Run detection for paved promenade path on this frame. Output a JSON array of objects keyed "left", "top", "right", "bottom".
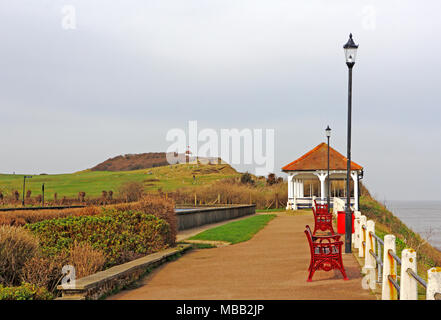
[{"left": 110, "top": 212, "right": 375, "bottom": 300}]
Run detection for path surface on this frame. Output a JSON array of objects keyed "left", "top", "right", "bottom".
[{"left": 110, "top": 212, "right": 375, "bottom": 300}]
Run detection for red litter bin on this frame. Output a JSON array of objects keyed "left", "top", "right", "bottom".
[{"left": 337, "top": 211, "right": 355, "bottom": 234}]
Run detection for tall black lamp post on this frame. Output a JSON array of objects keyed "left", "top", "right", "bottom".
[
  {"left": 326, "top": 126, "right": 331, "bottom": 213},
  {"left": 22, "top": 175, "right": 33, "bottom": 206},
  {"left": 343, "top": 33, "right": 358, "bottom": 253}
]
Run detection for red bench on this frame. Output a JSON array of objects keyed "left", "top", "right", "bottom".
[
  {"left": 304, "top": 225, "right": 348, "bottom": 281},
  {"left": 314, "top": 200, "right": 329, "bottom": 214},
  {"left": 312, "top": 205, "right": 335, "bottom": 235}
]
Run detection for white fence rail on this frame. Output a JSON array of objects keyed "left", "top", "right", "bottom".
[{"left": 354, "top": 213, "right": 441, "bottom": 300}]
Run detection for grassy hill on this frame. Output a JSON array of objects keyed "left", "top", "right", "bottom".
[
  {"left": 0, "top": 163, "right": 240, "bottom": 200},
  {"left": 90, "top": 152, "right": 224, "bottom": 171}
]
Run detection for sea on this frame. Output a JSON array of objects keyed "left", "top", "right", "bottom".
[{"left": 387, "top": 200, "right": 441, "bottom": 251}]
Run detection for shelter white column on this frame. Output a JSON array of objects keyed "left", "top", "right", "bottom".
[
  {"left": 286, "top": 174, "right": 294, "bottom": 210},
  {"left": 293, "top": 179, "right": 297, "bottom": 197},
  {"left": 294, "top": 179, "right": 300, "bottom": 210},
  {"left": 315, "top": 172, "right": 327, "bottom": 201},
  {"left": 351, "top": 171, "right": 359, "bottom": 211}
]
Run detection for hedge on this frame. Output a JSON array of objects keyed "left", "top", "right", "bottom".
[
  {"left": 25, "top": 210, "right": 171, "bottom": 267},
  {"left": 0, "top": 283, "right": 53, "bottom": 300}
]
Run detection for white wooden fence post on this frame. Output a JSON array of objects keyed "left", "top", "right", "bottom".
[
  {"left": 358, "top": 215, "right": 367, "bottom": 258},
  {"left": 353, "top": 211, "right": 361, "bottom": 250},
  {"left": 364, "top": 220, "right": 376, "bottom": 290},
  {"left": 426, "top": 267, "right": 441, "bottom": 300},
  {"left": 400, "top": 248, "right": 417, "bottom": 300},
  {"left": 382, "top": 234, "right": 397, "bottom": 300}
]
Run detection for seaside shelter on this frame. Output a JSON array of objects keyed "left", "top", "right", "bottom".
[{"left": 282, "top": 143, "right": 363, "bottom": 210}]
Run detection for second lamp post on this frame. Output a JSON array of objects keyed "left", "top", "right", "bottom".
[{"left": 326, "top": 126, "right": 331, "bottom": 214}]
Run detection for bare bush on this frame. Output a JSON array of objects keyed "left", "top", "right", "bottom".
[
  {"left": 78, "top": 191, "right": 86, "bottom": 202},
  {"left": 118, "top": 181, "right": 144, "bottom": 202},
  {"left": 20, "top": 254, "right": 67, "bottom": 292}
]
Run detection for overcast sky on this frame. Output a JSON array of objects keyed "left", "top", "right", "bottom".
[{"left": 1, "top": 1, "right": 440, "bottom": 201}]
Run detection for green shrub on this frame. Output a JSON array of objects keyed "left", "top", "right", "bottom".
[
  {"left": 0, "top": 226, "right": 39, "bottom": 286},
  {"left": 26, "top": 210, "right": 171, "bottom": 267},
  {"left": 111, "top": 195, "right": 177, "bottom": 246},
  {"left": 0, "top": 282, "right": 53, "bottom": 300}
]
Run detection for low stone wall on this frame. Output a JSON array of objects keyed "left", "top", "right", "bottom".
[
  {"left": 176, "top": 205, "right": 256, "bottom": 231},
  {"left": 57, "top": 244, "right": 191, "bottom": 300}
]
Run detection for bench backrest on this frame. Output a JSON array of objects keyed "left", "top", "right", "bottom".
[{"left": 304, "top": 225, "right": 314, "bottom": 252}]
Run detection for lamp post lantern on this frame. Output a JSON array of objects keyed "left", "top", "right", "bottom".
[
  {"left": 343, "top": 33, "right": 358, "bottom": 253},
  {"left": 326, "top": 126, "right": 331, "bottom": 213}
]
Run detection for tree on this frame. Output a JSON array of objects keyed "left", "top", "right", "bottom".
[
  {"left": 266, "top": 173, "right": 277, "bottom": 186},
  {"left": 240, "top": 172, "right": 254, "bottom": 185}
]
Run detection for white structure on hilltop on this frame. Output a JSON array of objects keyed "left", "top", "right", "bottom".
[{"left": 282, "top": 143, "right": 363, "bottom": 211}]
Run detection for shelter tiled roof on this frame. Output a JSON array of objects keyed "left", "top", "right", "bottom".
[{"left": 282, "top": 143, "right": 363, "bottom": 171}]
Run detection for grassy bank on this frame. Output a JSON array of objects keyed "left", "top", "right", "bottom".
[
  {"left": 189, "top": 214, "right": 276, "bottom": 244},
  {"left": 0, "top": 164, "right": 240, "bottom": 200}
]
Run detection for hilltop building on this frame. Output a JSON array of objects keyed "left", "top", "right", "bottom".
[{"left": 282, "top": 143, "right": 363, "bottom": 210}]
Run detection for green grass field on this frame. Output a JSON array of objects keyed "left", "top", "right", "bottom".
[
  {"left": 0, "top": 164, "right": 240, "bottom": 200},
  {"left": 189, "top": 214, "right": 277, "bottom": 244}
]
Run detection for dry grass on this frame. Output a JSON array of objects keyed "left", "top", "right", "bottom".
[
  {"left": 0, "top": 206, "right": 101, "bottom": 226},
  {"left": 0, "top": 226, "right": 39, "bottom": 286},
  {"left": 20, "top": 242, "right": 106, "bottom": 292},
  {"left": 68, "top": 242, "right": 106, "bottom": 279},
  {"left": 170, "top": 177, "right": 287, "bottom": 209}
]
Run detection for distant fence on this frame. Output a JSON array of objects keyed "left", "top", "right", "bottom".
[
  {"left": 333, "top": 197, "right": 441, "bottom": 300},
  {"left": 169, "top": 191, "right": 286, "bottom": 210}
]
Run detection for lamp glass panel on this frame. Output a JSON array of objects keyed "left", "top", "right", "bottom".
[{"left": 344, "top": 47, "right": 357, "bottom": 63}]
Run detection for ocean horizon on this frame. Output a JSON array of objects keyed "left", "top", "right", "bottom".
[{"left": 387, "top": 200, "right": 441, "bottom": 251}]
